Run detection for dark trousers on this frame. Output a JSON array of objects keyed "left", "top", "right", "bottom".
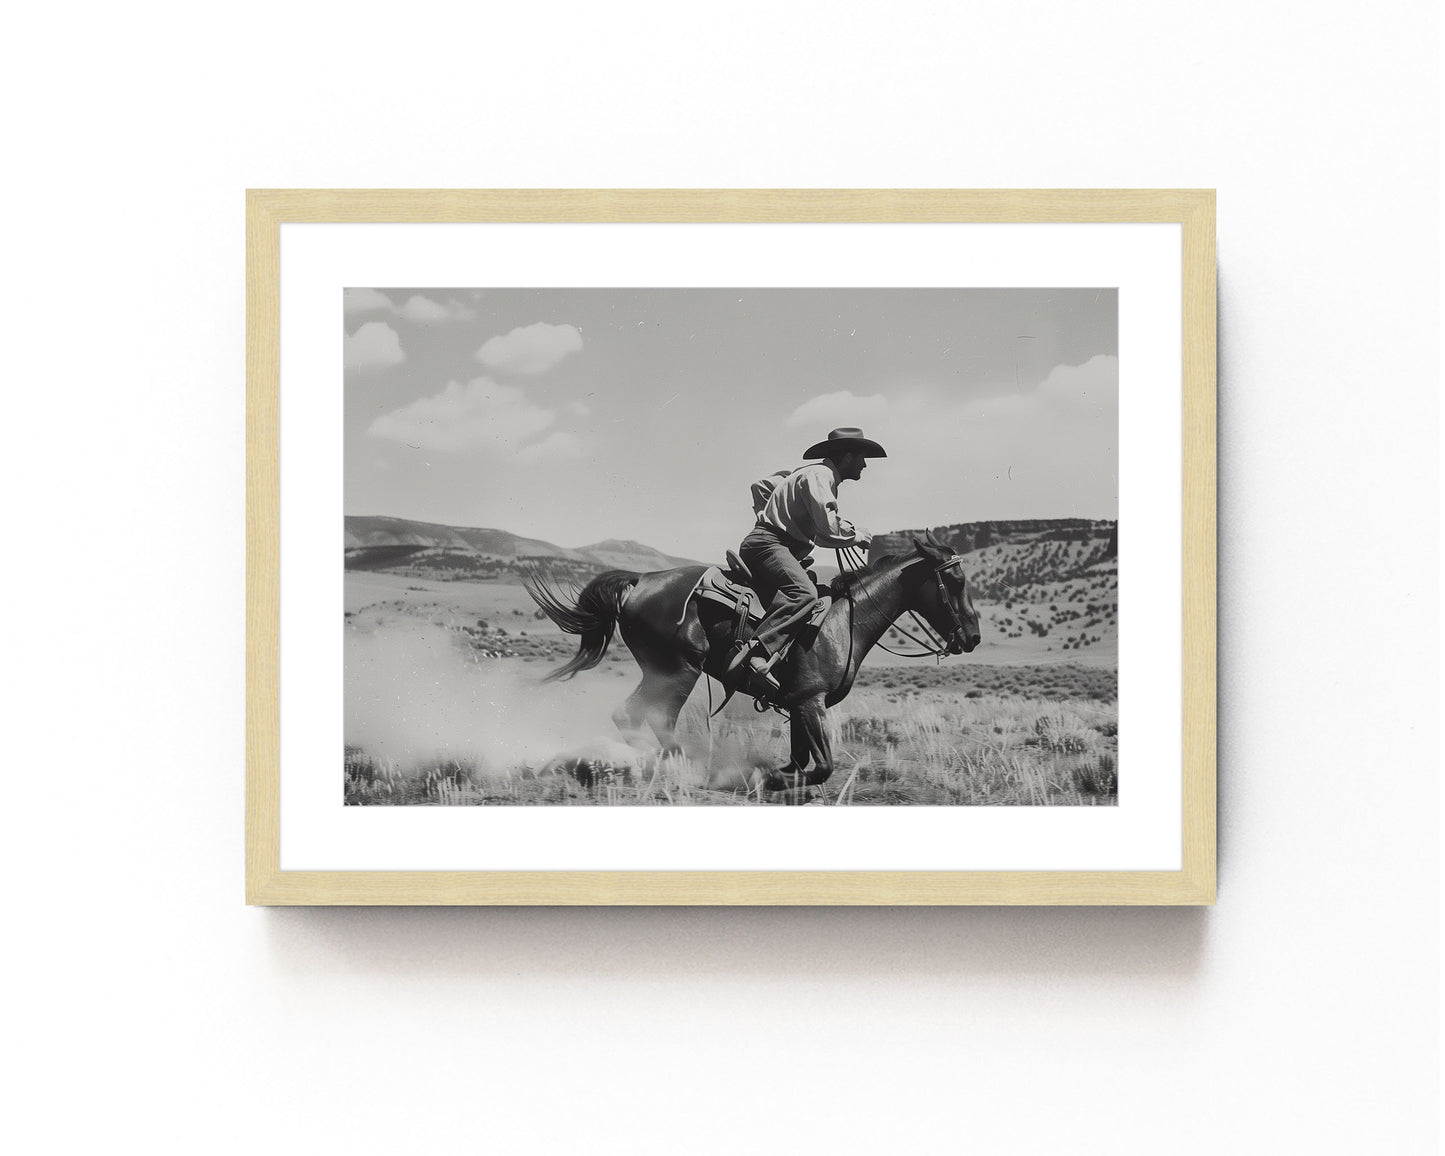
[{"left": 739, "top": 523, "right": 821, "bottom": 657}]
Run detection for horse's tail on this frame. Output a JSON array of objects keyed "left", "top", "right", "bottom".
[{"left": 524, "top": 569, "right": 639, "bottom": 682}]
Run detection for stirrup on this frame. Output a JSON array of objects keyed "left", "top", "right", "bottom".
[
  {"left": 746, "top": 667, "right": 781, "bottom": 697},
  {"left": 724, "top": 639, "right": 760, "bottom": 676}
]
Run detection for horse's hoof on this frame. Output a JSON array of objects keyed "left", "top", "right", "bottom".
[
  {"left": 757, "top": 769, "right": 784, "bottom": 791},
  {"left": 759, "top": 768, "right": 804, "bottom": 793},
  {"left": 758, "top": 767, "right": 832, "bottom": 792}
]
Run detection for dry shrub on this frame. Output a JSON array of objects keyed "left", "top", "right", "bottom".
[
  {"left": 1073, "top": 753, "right": 1118, "bottom": 796},
  {"left": 1034, "top": 710, "right": 1099, "bottom": 753}
]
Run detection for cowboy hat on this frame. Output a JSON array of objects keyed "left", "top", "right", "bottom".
[{"left": 802, "top": 427, "right": 888, "bottom": 460}]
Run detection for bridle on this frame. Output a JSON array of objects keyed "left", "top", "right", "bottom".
[
  {"left": 835, "top": 546, "right": 975, "bottom": 659},
  {"left": 930, "top": 555, "right": 975, "bottom": 656}
]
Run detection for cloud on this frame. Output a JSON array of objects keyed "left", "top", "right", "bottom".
[
  {"left": 476, "top": 322, "right": 583, "bottom": 375},
  {"left": 513, "top": 431, "right": 583, "bottom": 462},
  {"left": 344, "top": 288, "right": 396, "bottom": 316},
  {"left": 834, "top": 358, "right": 1119, "bottom": 527},
  {"left": 785, "top": 390, "right": 891, "bottom": 431},
  {"left": 401, "top": 294, "right": 476, "bottom": 324},
  {"left": 367, "top": 377, "right": 558, "bottom": 453},
  {"left": 889, "top": 356, "right": 1117, "bottom": 440},
  {"left": 344, "top": 288, "right": 475, "bottom": 324},
  {"left": 345, "top": 321, "right": 405, "bottom": 370},
  {"left": 1035, "top": 354, "right": 1119, "bottom": 410}
]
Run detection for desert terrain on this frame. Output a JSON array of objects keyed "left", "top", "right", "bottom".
[{"left": 343, "top": 517, "right": 1118, "bottom": 805}]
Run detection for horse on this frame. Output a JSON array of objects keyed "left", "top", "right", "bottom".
[{"left": 525, "top": 536, "right": 981, "bottom": 792}]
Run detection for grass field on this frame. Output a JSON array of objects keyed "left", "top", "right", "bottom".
[
  {"left": 343, "top": 567, "right": 1118, "bottom": 807},
  {"left": 344, "top": 656, "right": 1117, "bottom": 807}
]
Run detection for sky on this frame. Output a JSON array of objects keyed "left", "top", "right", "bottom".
[{"left": 344, "top": 287, "right": 1118, "bottom": 563}]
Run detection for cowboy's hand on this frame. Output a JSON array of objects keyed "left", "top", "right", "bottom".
[{"left": 853, "top": 526, "right": 873, "bottom": 548}]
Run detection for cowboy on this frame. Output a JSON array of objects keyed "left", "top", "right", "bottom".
[{"left": 726, "top": 426, "right": 886, "bottom": 693}]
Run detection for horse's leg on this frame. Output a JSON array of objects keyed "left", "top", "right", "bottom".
[
  {"left": 762, "top": 694, "right": 834, "bottom": 791},
  {"left": 643, "top": 666, "right": 701, "bottom": 756},
  {"left": 611, "top": 680, "right": 652, "bottom": 748},
  {"left": 794, "top": 695, "right": 837, "bottom": 786},
  {"left": 613, "top": 596, "right": 709, "bottom": 760},
  {"left": 613, "top": 666, "right": 700, "bottom": 757}
]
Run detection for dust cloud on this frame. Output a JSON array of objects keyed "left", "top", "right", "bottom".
[{"left": 345, "top": 622, "right": 637, "bottom": 777}]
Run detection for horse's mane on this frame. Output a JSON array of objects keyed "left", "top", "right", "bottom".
[{"left": 828, "top": 551, "right": 917, "bottom": 593}]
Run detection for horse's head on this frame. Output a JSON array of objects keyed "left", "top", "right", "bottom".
[{"left": 910, "top": 536, "right": 981, "bottom": 654}]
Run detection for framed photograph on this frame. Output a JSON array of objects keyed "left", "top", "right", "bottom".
[{"left": 247, "top": 189, "right": 1215, "bottom": 904}]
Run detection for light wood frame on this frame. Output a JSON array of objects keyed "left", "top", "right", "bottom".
[{"left": 247, "top": 189, "right": 1215, "bottom": 905}]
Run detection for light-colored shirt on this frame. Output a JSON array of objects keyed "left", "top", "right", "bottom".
[{"left": 757, "top": 461, "right": 864, "bottom": 549}]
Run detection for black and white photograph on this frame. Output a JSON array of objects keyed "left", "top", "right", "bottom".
[
  {"left": 11, "top": 0, "right": 1439, "bottom": 1152},
  {"left": 344, "top": 286, "right": 1119, "bottom": 805}
]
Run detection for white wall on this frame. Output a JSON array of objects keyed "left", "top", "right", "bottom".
[{"left": 9, "top": 3, "right": 1438, "bottom": 1153}]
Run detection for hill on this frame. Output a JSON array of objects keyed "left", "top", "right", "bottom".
[
  {"left": 344, "top": 516, "right": 701, "bottom": 581},
  {"left": 578, "top": 538, "right": 701, "bottom": 572},
  {"left": 345, "top": 515, "right": 591, "bottom": 559},
  {"left": 869, "top": 519, "right": 1118, "bottom": 660},
  {"left": 343, "top": 514, "right": 1118, "bottom": 664}
]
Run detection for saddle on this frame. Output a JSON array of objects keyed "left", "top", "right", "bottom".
[
  {"left": 684, "top": 552, "right": 761, "bottom": 642},
  {"left": 685, "top": 550, "right": 831, "bottom": 650}
]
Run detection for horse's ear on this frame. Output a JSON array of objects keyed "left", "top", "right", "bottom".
[{"left": 912, "top": 536, "right": 950, "bottom": 563}]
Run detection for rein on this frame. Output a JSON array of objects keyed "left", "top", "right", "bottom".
[{"left": 834, "top": 546, "right": 971, "bottom": 659}]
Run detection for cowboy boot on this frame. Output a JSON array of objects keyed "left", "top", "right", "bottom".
[
  {"left": 725, "top": 640, "right": 781, "bottom": 695},
  {"left": 743, "top": 651, "right": 781, "bottom": 696}
]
